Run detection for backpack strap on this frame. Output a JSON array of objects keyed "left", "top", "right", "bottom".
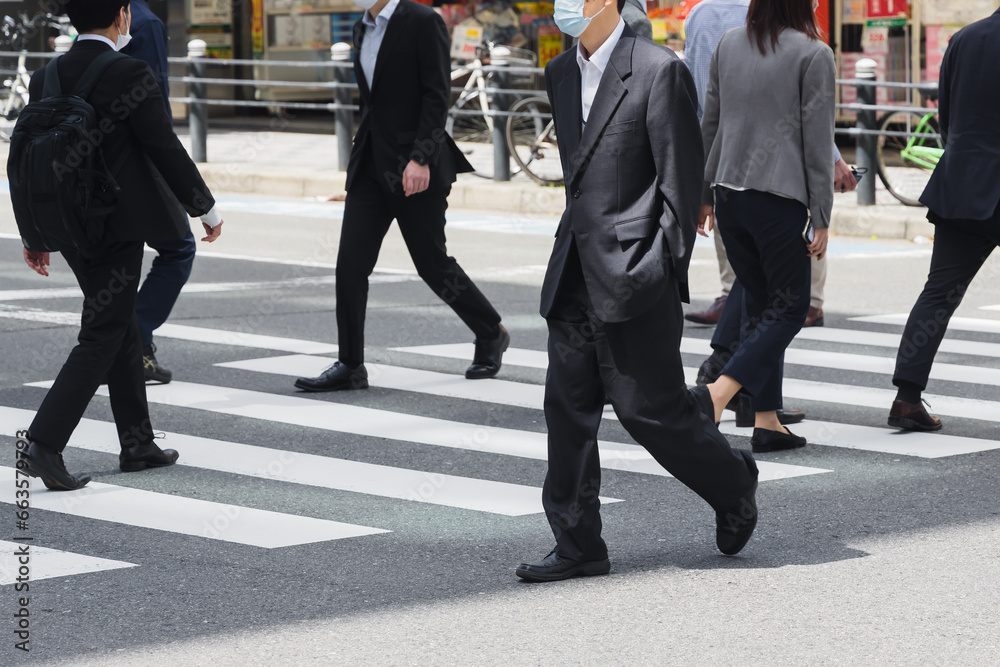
[
  {"left": 72, "top": 50, "right": 129, "bottom": 100},
  {"left": 41, "top": 57, "right": 62, "bottom": 98}
]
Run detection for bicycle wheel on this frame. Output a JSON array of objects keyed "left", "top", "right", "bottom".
[
  {"left": 876, "top": 110, "right": 943, "bottom": 207},
  {"left": 447, "top": 86, "right": 493, "bottom": 144},
  {"left": 506, "top": 96, "right": 563, "bottom": 186}
]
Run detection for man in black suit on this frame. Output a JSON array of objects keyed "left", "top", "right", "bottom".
[
  {"left": 515, "top": 0, "right": 759, "bottom": 582},
  {"left": 20, "top": 0, "right": 222, "bottom": 490},
  {"left": 888, "top": 9, "right": 1000, "bottom": 432},
  {"left": 294, "top": 0, "right": 508, "bottom": 393}
]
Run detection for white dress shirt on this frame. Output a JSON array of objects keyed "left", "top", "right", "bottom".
[
  {"left": 78, "top": 34, "right": 222, "bottom": 227},
  {"left": 576, "top": 18, "right": 626, "bottom": 126},
  {"left": 360, "top": 0, "right": 400, "bottom": 91}
]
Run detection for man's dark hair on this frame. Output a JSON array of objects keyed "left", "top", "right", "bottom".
[
  {"left": 617, "top": 0, "right": 627, "bottom": 13},
  {"left": 746, "top": 0, "right": 820, "bottom": 55},
  {"left": 65, "top": 0, "right": 130, "bottom": 33}
]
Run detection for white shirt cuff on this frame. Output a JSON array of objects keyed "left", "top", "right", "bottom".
[{"left": 200, "top": 206, "right": 222, "bottom": 228}]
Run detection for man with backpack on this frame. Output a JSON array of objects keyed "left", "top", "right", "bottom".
[{"left": 10, "top": 0, "right": 222, "bottom": 490}]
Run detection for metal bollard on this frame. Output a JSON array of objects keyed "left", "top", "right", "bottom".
[
  {"left": 855, "top": 58, "right": 878, "bottom": 206},
  {"left": 53, "top": 35, "right": 73, "bottom": 53},
  {"left": 330, "top": 42, "right": 353, "bottom": 173},
  {"left": 489, "top": 46, "right": 511, "bottom": 182},
  {"left": 187, "top": 39, "right": 208, "bottom": 163}
]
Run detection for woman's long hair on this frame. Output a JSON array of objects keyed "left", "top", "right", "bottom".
[{"left": 746, "top": 0, "right": 821, "bottom": 54}]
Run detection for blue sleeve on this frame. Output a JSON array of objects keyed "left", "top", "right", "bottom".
[
  {"left": 834, "top": 144, "right": 841, "bottom": 163},
  {"left": 123, "top": 21, "right": 172, "bottom": 120}
]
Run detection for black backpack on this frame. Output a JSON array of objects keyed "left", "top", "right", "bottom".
[{"left": 7, "top": 50, "right": 128, "bottom": 257}]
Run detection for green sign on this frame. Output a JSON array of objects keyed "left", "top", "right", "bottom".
[{"left": 866, "top": 17, "right": 908, "bottom": 27}]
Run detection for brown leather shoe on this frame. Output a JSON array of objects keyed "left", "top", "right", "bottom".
[
  {"left": 804, "top": 306, "right": 824, "bottom": 327},
  {"left": 685, "top": 295, "right": 727, "bottom": 325},
  {"left": 888, "top": 399, "right": 942, "bottom": 432}
]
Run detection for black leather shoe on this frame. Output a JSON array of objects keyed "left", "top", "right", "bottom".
[
  {"left": 717, "top": 469, "right": 758, "bottom": 556},
  {"left": 751, "top": 427, "right": 807, "bottom": 453},
  {"left": 689, "top": 385, "right": 719, "bottom": 426},
  {"left": 24, "top": 441, "right": 90, "bottom": 491},
  {"left": 466, "top": 325, "right": 509, "bottom": 380},
  {"left": 294, "top": 361, "right": 369, "bottom": 392},
  {"left": 142, "top": 344, "right": 172, "bottom": 384},
  {"left": 120, "top": 442, "right": 180, "bottom": 473},
  {"left": 734, "top": 396, "right": 806, "bottom": 428},
  {"left": 515, "top": 549, "right": 611, "bottom": 582},
  {"left": 695, "top": 349, "right": 732, "bottom": 386}
]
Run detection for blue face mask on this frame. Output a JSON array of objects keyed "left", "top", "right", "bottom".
[{"left": 554, "top": 0, "right": 607, "bottom": 38}]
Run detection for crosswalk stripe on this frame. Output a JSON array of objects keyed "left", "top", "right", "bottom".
[
  {"left": 23, "top": 380, "right": 827, "bottom": 483},
  {"left": 677, "top": 338, "right": 1000, "bottom": 386},
  {"left": 0, "top": 540, "right": 136, "bottom": 585},
  {"left": 392, "top": 343, "right": 546, "bottom": 369},
  {"left": 981, "top": 305, "right": 1000, "bottom": 312},
  {"left": 0, "top": 466, "right": 388, "bottom": 548},
  {"left": 794, "top": 326, "right": 1000, "bottom": 359},
  {"left": 0, "top": 407, "right": 552, "bottom": 516},
  {"left": 383, "top": 345, "right": 999, "bottom": 458},
  {"left": 851, "top": 313, "right": 1000, "bottom": 335}
]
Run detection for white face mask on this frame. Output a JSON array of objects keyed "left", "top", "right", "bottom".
[
  {"left": 114, "top": 10, "right": 132, "bottom": 51},
  {"left": 353, "top": 0, "right": 378, "bottom": 10}
]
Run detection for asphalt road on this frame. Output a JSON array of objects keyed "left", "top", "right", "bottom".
[{"left": 0, "top": 191, "right": 998, "bottom": 666}]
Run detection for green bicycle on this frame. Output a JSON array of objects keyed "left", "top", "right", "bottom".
[{"left": 876, "top": 83, "right": 945, "bottom": 206}]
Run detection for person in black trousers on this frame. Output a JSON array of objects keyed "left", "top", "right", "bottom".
[
  {"left": 20, "top": 0, "right": 223, "bottom": 490},
  {"left": 122, "top": 0, "right": 195, "bottom": 384},
  {"left": 294, "top": 0, "right": 508, "bottom": 393},
  {"left": 515, "top": 5, "right": 759, "bottom": 583},
  {"left": 888, "top": 9, "right": 1000, "bottom": 432}
]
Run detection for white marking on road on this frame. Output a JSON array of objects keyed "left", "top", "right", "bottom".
[
  {"left": 0, "top": 466, "right": 387, "bottom": 548},
  {"left": 388, "top": 344, "right": 1000, "bottom": 458},
  {"left": 981, "top": 304, "right": 1000, "bottom": 312},
  {"left": 678, "top": 338, "right": 1000, "bottom": 386},
  {"left": 0, "top": 407, "right": 554, "bottom": 516},
  {"left": 392, "top": 343, "right": 547, "bottom": 369},
  {"left": 23, "top": 380, "right": 826, "bottom": 483},
  {"left": 851, "top": 313, "right": 1000, "bottom": 335},
  {"left": 794, "top": 326, "right": 1000, "bottom": 359},
  {"left": 0, "top": 540, "right": 136, "bottom": 585}
]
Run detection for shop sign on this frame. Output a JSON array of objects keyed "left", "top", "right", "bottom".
[
  {"left": 537, "top": 25, "right": 562, "bottom": 68},
  {"left": 451, "top": 25, "right": 485, "bottom": 61},
  {"left": 865, "top": 0, "right": 907, "bottom": 19},
  {"left": 252, "top": 0, "right": 264, "bottom": 57},
  {"left": 866, "top": 17, "right": 908, "bottom": 27},
  {"left": 862, "top": 25, "right": 890, "bottom": 52}
]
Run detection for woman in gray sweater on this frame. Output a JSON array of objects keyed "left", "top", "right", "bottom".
[{"left": 692, "top": 0, "right": 835, "bottom": 452}]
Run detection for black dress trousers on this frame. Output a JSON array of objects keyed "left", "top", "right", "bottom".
[
  {"left": 543, "top": 239, "right": 757, "bottom": 562},
  {"left": 893, "top": 210, "right": 1000, "bottom": 390},
  {"left": 335, "top": 153, "right": 502, "bottom": 367},
  {"left": 29, "top": 242, "right": 153, "bottom": 452}
]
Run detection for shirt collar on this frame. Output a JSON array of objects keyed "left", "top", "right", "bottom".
[
  {"left": 576, "top": 17, "right": 626, "bottom": 74},
  {"left": 363, "top": 0, "right": 400, "bottom": 28},
  {"left": 77, "top": 33, "right": 117, "bottom": 50}
]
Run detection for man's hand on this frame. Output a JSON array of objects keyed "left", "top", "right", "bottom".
[
  {"left": 23, "top": 249, "right": 50, "bottom": 277},
  {"left": 808, "top": 227, "right": 829, "bottom": 259},
  {"left": 202, "top": 220, "right": 223, "bottom": 243},
  {"left": 834, "top": 157, "right": 857, "bottom": 194},
  {"left": 698, "top": 204, "right": 715, "bottom": 237},
  {"left": 402, "top": 160, "right": 431, "bottom": 197}
]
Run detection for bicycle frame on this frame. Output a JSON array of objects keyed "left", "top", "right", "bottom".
[
  {"left": 900, "top": 112, "right": 944, "bottom": 170},
  {"left": 450, "top": 58, "right": 493, "bottom": 132}
]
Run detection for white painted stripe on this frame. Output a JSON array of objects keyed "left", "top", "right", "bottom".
[
  {"left": 23, "top": 380, "right": 825, "bottom": 482},
  {"left": 387, "top": 344, "right": 1000, "bottom": 458},
  {"left": 0, "top": 305, "right": 338, "bottom": 354},
  {"left": 794, "top": 326, "right": 1000, "bottom": 359},
  {"left": 0, "top": 540, "right": 136, "bottom": 585},
  {"left": 851, "top": 313, "right": 1000, "bottom": 335},
  {"left": 0, "top": 407, "right": 554, "bottom": 516},
  {"left": 392, "top": 343, "right": 547, "bottom": 369},
  {"left": 0, "top": 466, "right": 387, "bottom": 548},
  {"left": 981, "top": 304, "right": 1000, "bottom": 312},
  {"left": 678, "top": 338, "right": 1000, "bottom": 387}
]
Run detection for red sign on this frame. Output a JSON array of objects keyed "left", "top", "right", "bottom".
[{"left": 866, "top": 0, "right": 908, "bottom": 19}]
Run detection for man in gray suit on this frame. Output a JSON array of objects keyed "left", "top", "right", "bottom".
[{"left": 515, "top": 0, "right": 760, "bottom": 583}]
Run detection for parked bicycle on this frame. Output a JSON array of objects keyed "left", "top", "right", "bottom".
[
  {"left": 505, "top": 95, "right": 561, "bottom": 186},
  {"left": 876, "top": 83, "right": 944, "bottom": 207}
]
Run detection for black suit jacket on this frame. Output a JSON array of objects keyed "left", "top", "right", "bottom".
[
  {"left": 347, "top": 0, "right": 473, "bottom": 195},
  {"left": 28, "top": 40, "right": 214, "bottom": 243},
  {"left": 920, "top": 9, "right": 1000, "bottom": 221},
  {"left": 540, "top": 26, "right": 704, "bottom": 321}
]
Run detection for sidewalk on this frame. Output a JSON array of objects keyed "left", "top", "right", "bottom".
[{"left": 0, "top": 126, "right": 935, "bottom": 240}]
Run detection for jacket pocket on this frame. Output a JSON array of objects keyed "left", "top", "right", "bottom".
[
  {"left": 604, "top": 120, "right": 636, "bottom": 136},
  {"left": 613, "top": 215, "right": 656, "bottom": 243}
]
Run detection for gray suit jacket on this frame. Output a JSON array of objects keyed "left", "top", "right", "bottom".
[
  {"left": 702, "top": 28, "right": 835, "bottom": 228},
  {"left": 622, "top": 0, "right": 653, "bottom": 40},
  {"left": 540, "top": 25, "right": 704, "bottom": 320}
]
